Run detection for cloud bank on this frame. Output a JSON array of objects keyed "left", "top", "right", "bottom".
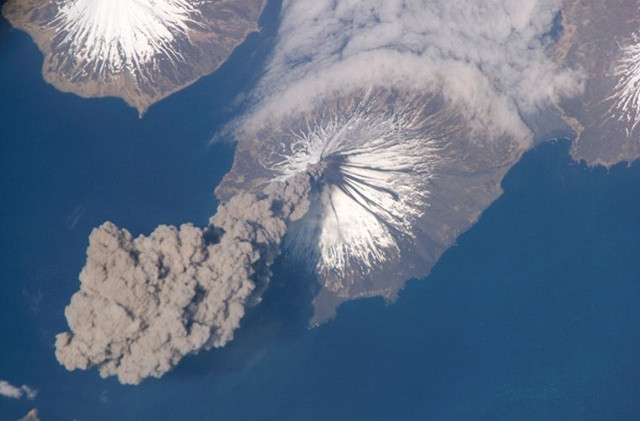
[
  {"left": 55, "top": 174, "right": 313, "bottom": 384},
  {"left": 0, "top": 380, "right": 37, "bottom": 400},
  {"left": 241, "top": 0, "right": 582, "bottom": 142}
]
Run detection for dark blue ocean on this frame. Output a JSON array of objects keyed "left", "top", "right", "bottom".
[{"left": 1, "top": 5, "right": 640, "bottom": 420}]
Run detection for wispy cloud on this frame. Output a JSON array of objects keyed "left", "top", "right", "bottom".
[{"left": 0, "top": 380, "right": 37, "bottom": 400}]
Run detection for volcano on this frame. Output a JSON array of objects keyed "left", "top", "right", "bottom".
[
  {"left": 2, "top": 0, "right": 266, "bottom": 115},
  {"left": 556, "top": 0, "right": 640, "bottom": 166},
  {"left": 610, "top": 33, "right": 640, "bottom": 135},
  {"left": 218, "top": 88, "right": 527, "bottom": 323}
]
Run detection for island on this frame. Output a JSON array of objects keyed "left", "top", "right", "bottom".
[
  {"left": 217, "top": 0, "right": 640, "bottom": 324},
  {"left": 2, "top": 0, "right": 267, "bottom": 116},
  {"left": 217, "top": 88, "right": 530, "bottom": 324},
  {"left": 556, "top": 0, "right": 640, "bottom": 167}
]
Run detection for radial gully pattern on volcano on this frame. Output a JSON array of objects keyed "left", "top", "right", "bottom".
[
  {"left": 218, "top": 88, "right": 528, "bottom": 323},
  {"left": 610, "top": 33, "right": 640, "bottom": 135},
  {"left": 2, "top": 0, "right": 266, "bottom": 115}
]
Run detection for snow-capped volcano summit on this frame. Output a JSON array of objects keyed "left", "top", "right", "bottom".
[
  {"left": 269, "top": 91, "right": 444, "bottom": 286},
  {"left": 2, "top": 0, "right": 266, "bottom": 115},
  {"left": 555, "top": 0, "right": 640, "bottom": 166},
  {"left": 51, "top": 0, "right": 201, "bottom": 75},
  {"left": 218, "top": 88, "right": 526, "bottom": 323},
  {"left": 610, "top": 33, "right": 640, "bottom": 135}
]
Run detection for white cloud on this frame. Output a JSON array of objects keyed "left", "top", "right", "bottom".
[
  {"left": 0, "top": 380, "right": 37, "bottom": 400},
  {"left": 240, "top": 0, "right": 583, "bottom": 143}
]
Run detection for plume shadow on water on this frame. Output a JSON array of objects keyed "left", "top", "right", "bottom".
[{"left": 168, "top": 256, "right": 317, "bottom": 379}]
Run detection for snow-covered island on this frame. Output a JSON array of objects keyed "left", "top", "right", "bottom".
[{"left": 2, "top": 0, "right": 266, "bottom": 116}]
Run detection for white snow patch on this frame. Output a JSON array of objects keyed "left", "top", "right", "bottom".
[
  {"left": 269, "top": 91, "right": 446, "bottom": 282},
  {"left": 49, "top": 0, "right": 201, "bottom": 78},
  {"left": 609, "top": 32, "right": 640, "bottom": 136}
]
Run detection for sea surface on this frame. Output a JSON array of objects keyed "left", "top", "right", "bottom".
[{"left": 1, "top": 5, "right": 640, "bottom": 421}]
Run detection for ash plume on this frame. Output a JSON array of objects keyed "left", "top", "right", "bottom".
[{"left": 55, "top": 173, "right": 313, "bottom": 385}]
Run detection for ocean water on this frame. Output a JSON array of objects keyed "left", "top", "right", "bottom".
[{"left": 1, "top": 4, "right": 640, "bottom": 421}]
